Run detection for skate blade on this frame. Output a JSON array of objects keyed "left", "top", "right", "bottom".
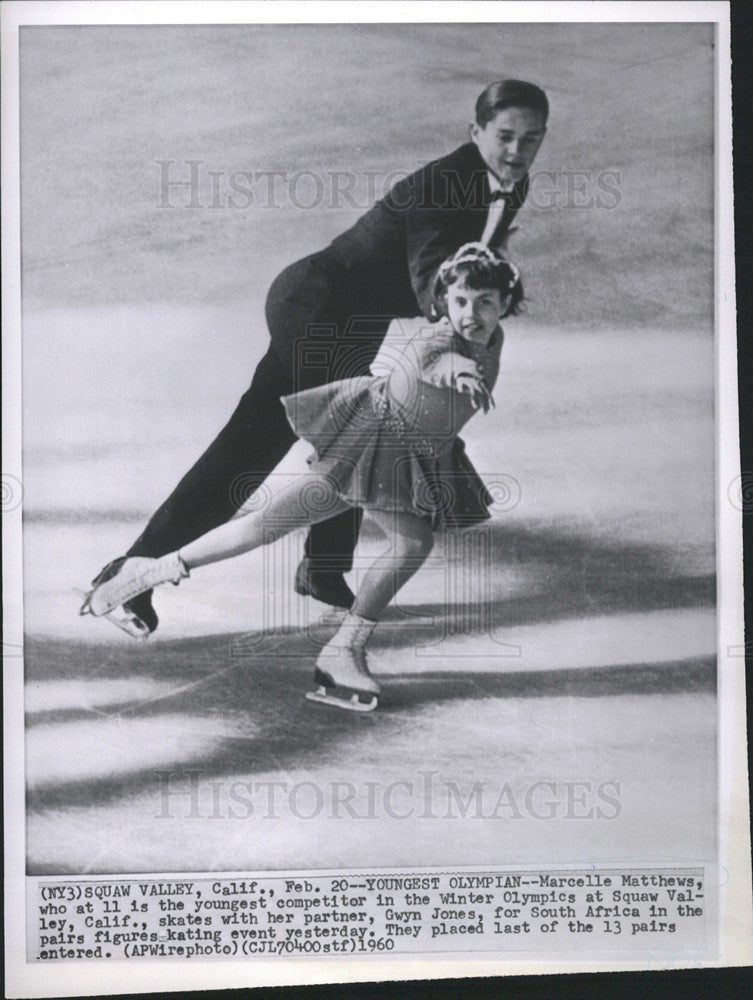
[
  {"left": 305, "top": 686, "right": 377, "bottom": 713},
  {"left": 74, "top": 588, "right": 151, "bottom": 640}
]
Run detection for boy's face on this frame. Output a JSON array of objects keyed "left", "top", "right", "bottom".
[
  {"left": 446, "top": 280, "right": 505, "bottom": 345},
  {"left": 470, "top": 105, "right": 546, "bottom": 185}
]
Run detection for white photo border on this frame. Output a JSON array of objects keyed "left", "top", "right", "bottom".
[{"left": 2, "top": 2, "right": 748, "bottom": 997}]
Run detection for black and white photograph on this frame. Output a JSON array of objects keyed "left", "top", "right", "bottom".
[{"left": 2, "top": 1, "right": 749, "bottom": 995}]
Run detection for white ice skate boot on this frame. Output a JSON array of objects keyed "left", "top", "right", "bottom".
[
  {"left": 79, "top": 553, "right": 189, "bottom": 621},
  {"left": 306, "top": 612, "right": 380, "bottom": 712}
]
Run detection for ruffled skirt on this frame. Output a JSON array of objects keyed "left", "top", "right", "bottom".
[{"left": 281, "top": 376, "right": 492, "bottom": 531}]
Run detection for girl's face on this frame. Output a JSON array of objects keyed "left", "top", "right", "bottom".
[{"left": 446, "top": 280, "right": 505, "bottom": 345}]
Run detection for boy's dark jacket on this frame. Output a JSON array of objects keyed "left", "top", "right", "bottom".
[{"left": 327, "top": 141, "right": 528, "bottom": 319}]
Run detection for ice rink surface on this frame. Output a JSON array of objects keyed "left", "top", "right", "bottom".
[{"left": 17, "top": 23, "right": 716, "bottom": 873}]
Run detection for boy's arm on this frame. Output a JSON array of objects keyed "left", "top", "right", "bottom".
[
  {"left": 370, "top": 317, "right": 433, "bottom": 376},
  {"left": 406, "top": 221, "right": 458, "bottom": 318}
]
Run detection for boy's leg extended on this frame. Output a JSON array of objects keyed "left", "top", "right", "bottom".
[
  {"left": 127, "top": 348, "right": 296, "bottom": 559},
  {"left": 128, "top": 252, "right": 373, "bottom": 568},
  {"left": 90, "top": 253, "right": 381, "bottom": 633},
  {"left": 85, "top": 348, "right": 303, "bottom": 634},
  {"left": 351, "top": 509, "right": 434, "bottom": 622},
  {"left": 269, "top": 253, "right": 382, "bottom": 583}
]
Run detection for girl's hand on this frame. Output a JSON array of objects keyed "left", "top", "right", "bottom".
[
  {"left": 427, "top": 353, "right": 481, "bottom": 388},
  {"left": 455, "top": 373, "right": 493, "bottom": 413}
]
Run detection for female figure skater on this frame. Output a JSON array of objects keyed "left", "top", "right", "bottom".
[{"left": 81, "top": 244, "right": 523, "bottom": 711}]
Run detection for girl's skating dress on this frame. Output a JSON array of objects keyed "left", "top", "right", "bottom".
[{"left": 281, "top": 317, "right": 503, "bottom": 530}]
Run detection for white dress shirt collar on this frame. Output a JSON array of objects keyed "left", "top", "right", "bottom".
[{"left": 487, "top": 171, "right": 515, "bottom": 196}]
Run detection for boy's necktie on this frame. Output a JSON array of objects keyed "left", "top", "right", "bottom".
[{"left": 480, "top": 189, "right": 511, "bottom": 247}]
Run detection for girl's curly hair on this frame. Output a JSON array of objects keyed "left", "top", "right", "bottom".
[{"left": 432, "top": 242, "right": 524, "bottom": 319}]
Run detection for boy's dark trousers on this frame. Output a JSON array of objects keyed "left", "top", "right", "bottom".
[
  {"left": 126, "top": 252, "right": 387, "bottom": 572},
  {"left": 124, "top": 142, "right": 524, "bottom": 571}
]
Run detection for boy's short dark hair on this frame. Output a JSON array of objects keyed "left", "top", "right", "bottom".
[
  {"left": 433, "top": 244, "right": 524, "bottom": 319},
  {"left": 475, "top": 79, "right": 549, "bottom": 127}
]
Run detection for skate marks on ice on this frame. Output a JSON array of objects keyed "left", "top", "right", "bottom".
[
  {"left": 25, "top": 595, "right": 715, "bottom": 871},
  {"left": 24, "top": 630, "right": 715, "bottom": 873},
  {"left": 25, "top": 512, "right": 716, "bottom": 870},
  {"left": 24, "top": 631, "right": 714, "bottom": 816}
]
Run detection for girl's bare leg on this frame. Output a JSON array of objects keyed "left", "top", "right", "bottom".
[
  {"left": 350, "top": 509, "right": 434, "bottom": 621},
  {"left": 87, "top": 489, "right": 431, "bottom": 629},
  {"left": 179, "top": 472, "right": 351, "bottom": 569},
  {"left": 311, "top": 509, "right": 433, "bottom": 702}
]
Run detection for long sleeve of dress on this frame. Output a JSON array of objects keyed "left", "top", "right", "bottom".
[{"left": 369, "top": 317, "right": 502, "bottom": 450}]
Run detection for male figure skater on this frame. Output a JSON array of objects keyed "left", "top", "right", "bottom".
[{"left": 89, "top": 78, "right": 548, "bottom": 636}]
